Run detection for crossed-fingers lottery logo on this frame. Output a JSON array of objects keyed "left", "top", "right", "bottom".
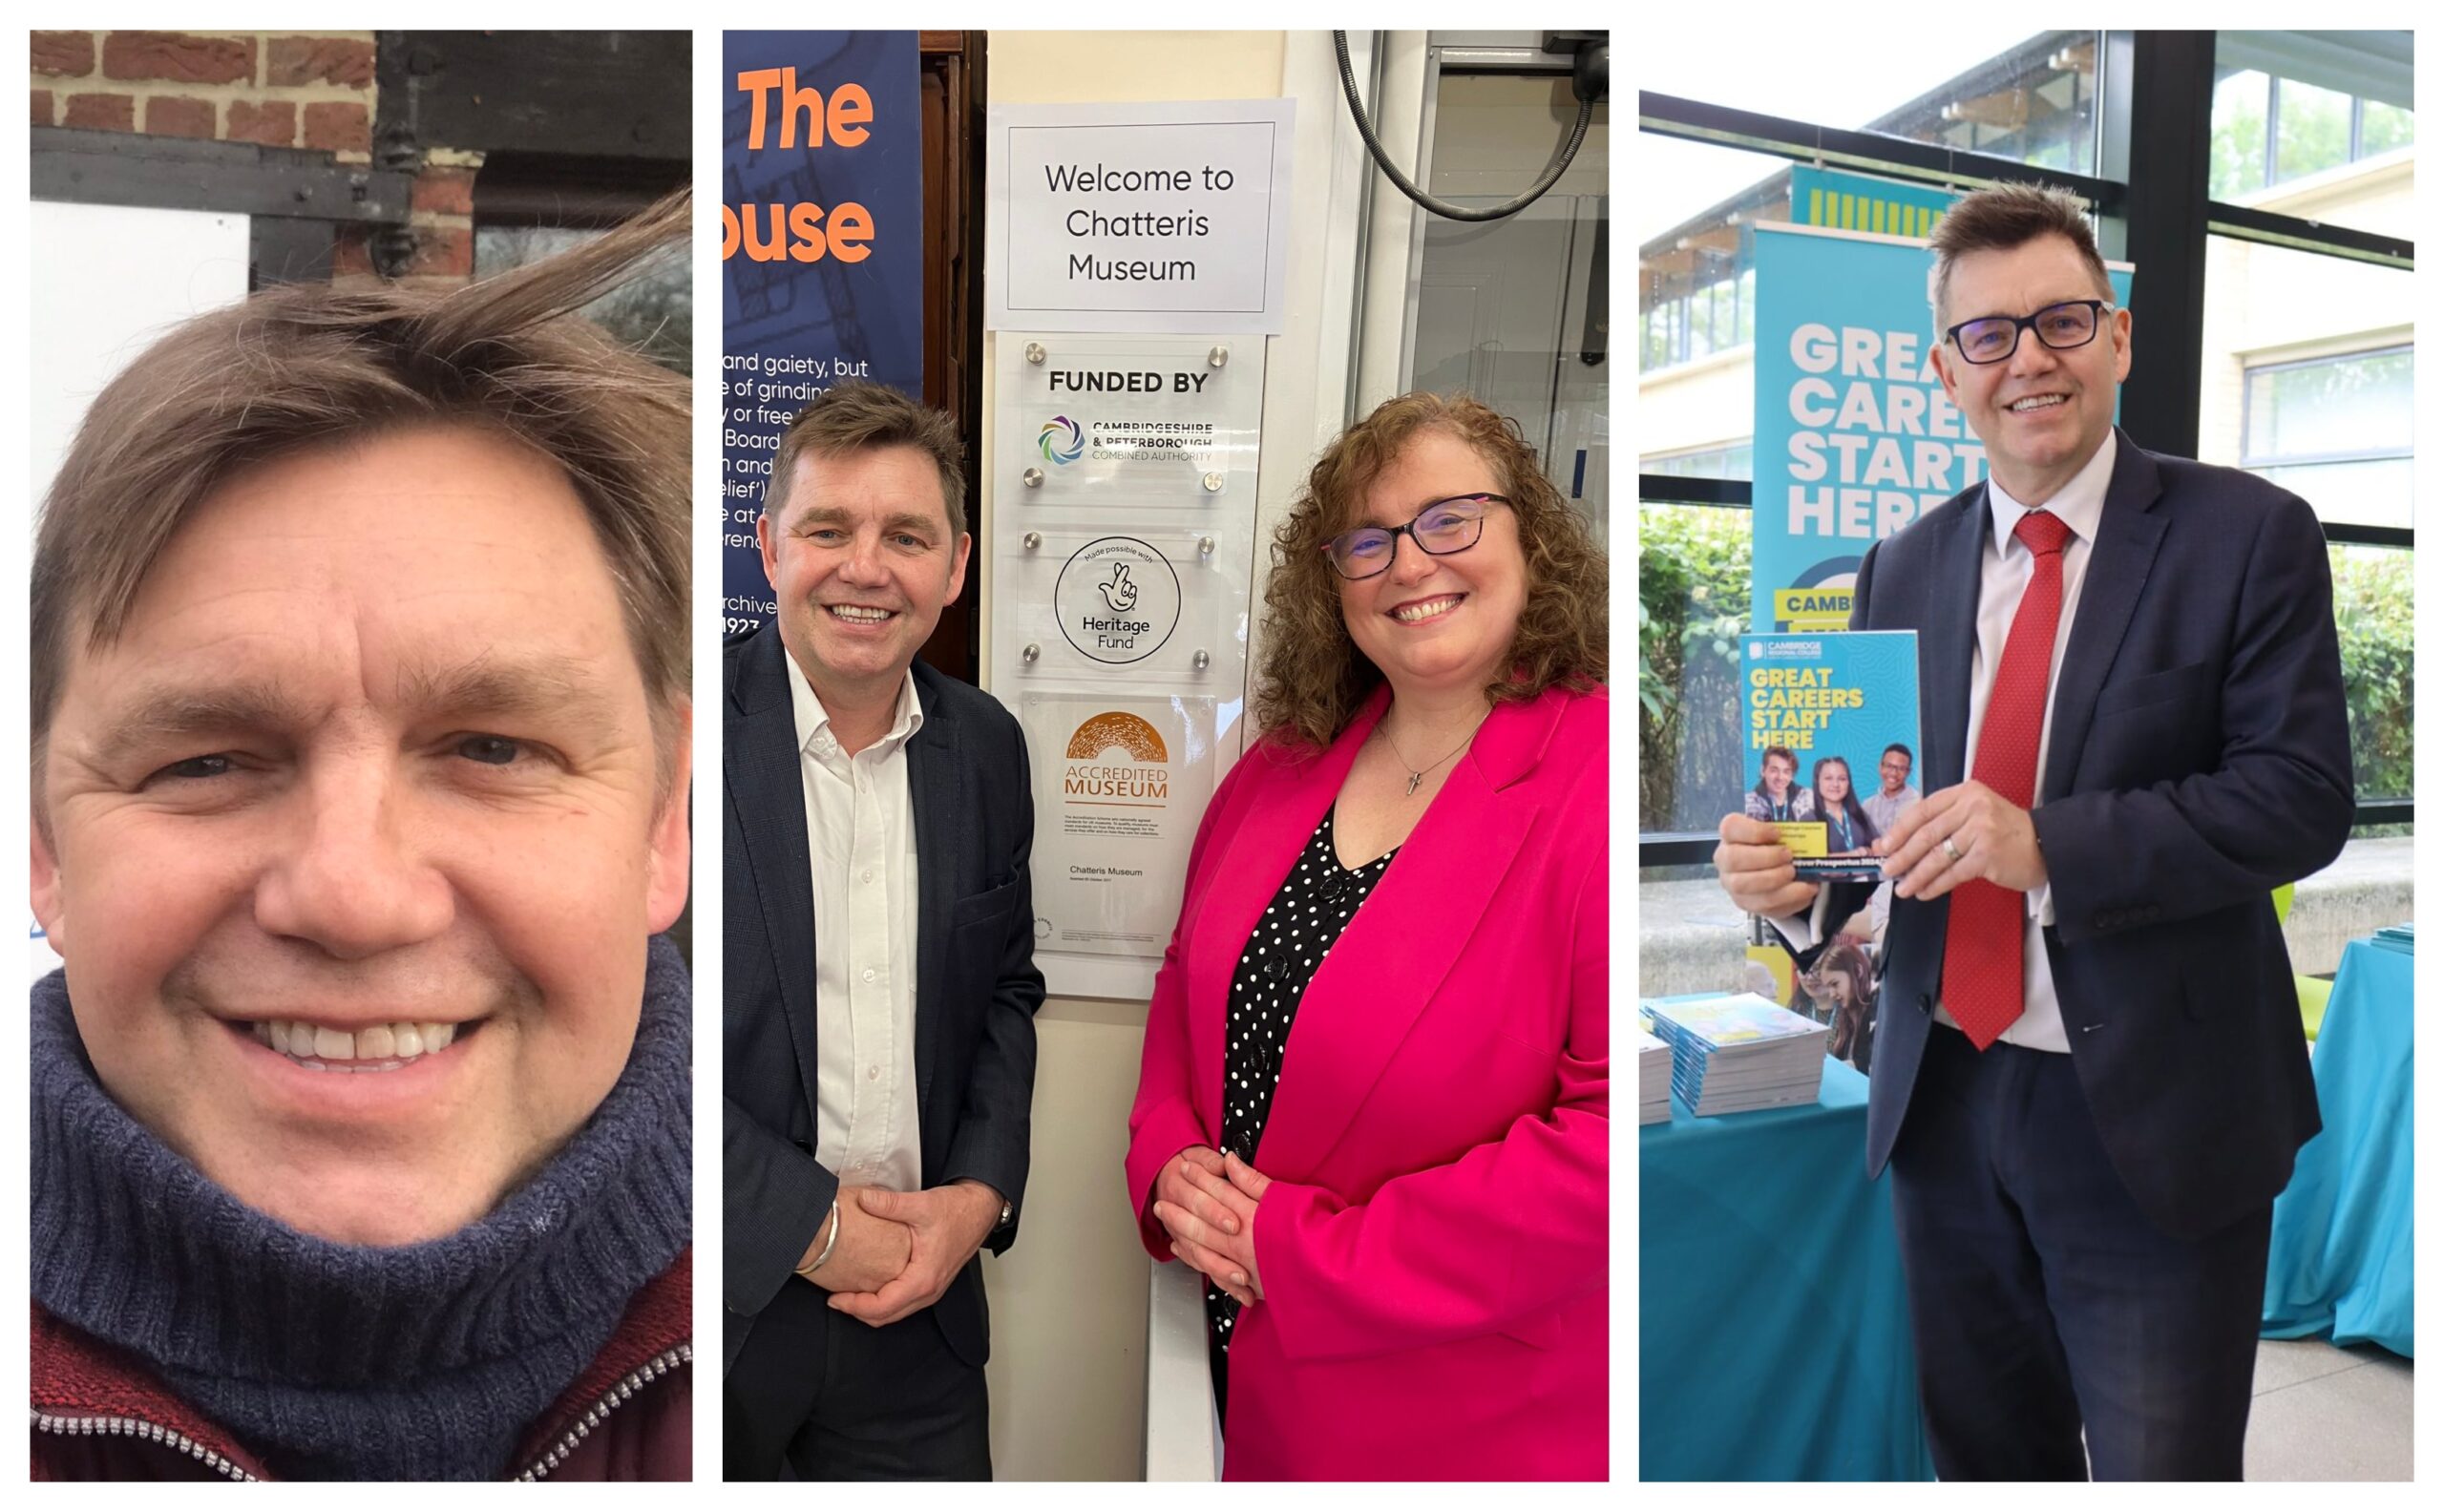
[{"left": 1039, "top": 415, "right": 1085, "bottom": 464}]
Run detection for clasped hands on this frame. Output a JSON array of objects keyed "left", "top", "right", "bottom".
[
  {"left": 803, "top": 1179, "right": 1004, "bottom": 1328},
  {"left": 1714, "top": 779, "right": 2048, "bottom": 916},
  {"left": 1150, "top": 1144, "right": 1272, "bottom": 1309}
]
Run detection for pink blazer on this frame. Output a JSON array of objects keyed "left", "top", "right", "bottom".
[{"left": 1126, "top": 683, "right": 1609, "bottom": 1480}]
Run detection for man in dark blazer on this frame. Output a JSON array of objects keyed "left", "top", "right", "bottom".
[
  {"left": 1717, "top": 185, "right": 2352, "bottom": 1480},
  {"left": 724, "top": 381, "right": 1043, "bottom": 1480}
]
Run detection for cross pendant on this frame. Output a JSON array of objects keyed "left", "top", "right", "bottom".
[{"left": 1404, "top": 770, "right": 1423, "bottom": 796}]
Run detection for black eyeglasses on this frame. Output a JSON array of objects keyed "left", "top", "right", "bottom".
[
  {"left": 1322, "top": 494, "right": 1509, "bottom": 580},
  {"left": 1945, "top": 300, "right": 2115, "bottom": 366}
]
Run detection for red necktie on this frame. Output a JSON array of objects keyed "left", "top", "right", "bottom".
[{"left": 1939, "top": 508, "right": 2073, "bottom": 1049}]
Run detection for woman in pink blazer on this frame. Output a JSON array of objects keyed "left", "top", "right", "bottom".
[{"left": 1125, "top": 392, "right": 1608, "bottom": 1480}]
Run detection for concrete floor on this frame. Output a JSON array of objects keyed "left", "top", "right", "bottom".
[{"left": 2245, "top": 1337, "right": 2413, "bottom": 1480}]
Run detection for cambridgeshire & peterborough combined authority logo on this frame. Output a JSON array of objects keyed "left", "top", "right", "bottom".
[{"left": 1039, "top": 415, "right": 1085, "bottom": 464}]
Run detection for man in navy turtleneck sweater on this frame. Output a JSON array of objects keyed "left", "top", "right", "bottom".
[{"left": 29, "top": 198, "right": 697, "bottom": 1480}]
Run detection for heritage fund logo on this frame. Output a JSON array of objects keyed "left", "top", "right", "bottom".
[
  {"left": 1062, "top": 710, "right": 1170, "bottom": 803},
  {"left": 1053, "top": 536, "right": 1180, "bottom": 664}
]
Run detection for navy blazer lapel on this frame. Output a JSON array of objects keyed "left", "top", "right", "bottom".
[
  {"left": 2042, "top": 433, "right": 2169, "bottom": 803},
  {"left": 904, "top": 665, "right": 962, "bottom": 1116},
  {"left": 726, "top": 624, "right": 825, "bottom": 1132},
  {"left": 1921, "top": 492, "right": 1988, "bottom": 791}
]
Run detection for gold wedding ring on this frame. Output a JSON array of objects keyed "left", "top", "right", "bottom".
[{"left": 1941, "top": 837, "right": 1964, "bottom": 865}]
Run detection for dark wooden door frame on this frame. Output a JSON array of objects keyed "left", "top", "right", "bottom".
[{"left": 916, "top": 30, "right": 986, "bottom": 684}]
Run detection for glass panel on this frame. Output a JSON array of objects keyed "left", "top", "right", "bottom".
[
  {"left": 2209, "top": 32, "right": 2413, "bottom": 236},
  {"left": 474, "top": 224, "right": 691, "bottom": 375},
  {"left": 1637, "top": 501, "right": 1752, "bottom": 834},
  {"left": 2244, "top": 348, "right": 2412, "bottom": 464},
  {"left": 1643, "top": 27, "right": 2098, "bottom": 174},
  {"left": 2329, "top": 542, "right": 2412, "bottom": 801},
  {"left": 2275, "top": 78, "right": 2354, "bottom": 183},
  {"left": 2210, "top": 68, "right": 2271, "bottom": 199},
  {"left": 1410, "top": 71, "right": 1609, "bottom": 531},
  {"left": 2198, "top": 237, "right": 2412, "bottom": 530},
  {"left": 1637, "top": 136, "right": 1796, "bottom": 474},
  {"left": 2362, "top": 99, "right": 2415, "bottom": 156}
]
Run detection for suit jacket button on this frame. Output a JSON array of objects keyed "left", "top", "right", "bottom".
[{"left": 1917, "top": 993, "right": 1932, "bottom": 1014}]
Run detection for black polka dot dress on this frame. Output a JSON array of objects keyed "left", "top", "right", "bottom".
[{"left": 1207, "top": 806, "right": 1401, "bottom": 1421}]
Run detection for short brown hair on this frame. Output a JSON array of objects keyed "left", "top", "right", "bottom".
[
  {"left": 33, "top": 191, "right": 692, "bottom": 778},
  {"left": 764, "top": 379, "right": 967, "bottom": 537},
  {"left": 1928, "top": 181, "right": 2113, "bottom": 332},
  {"left": 1253, "top": 392, "right": 1607, "bottom": 752}
]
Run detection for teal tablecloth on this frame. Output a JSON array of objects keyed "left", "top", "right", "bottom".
[
  {"left": 1640, "top": 1055, "right": 1934, "bottom": 1480},
  {"left": 2263, "top": 935, "right": 2414, "bottom": 1356}
]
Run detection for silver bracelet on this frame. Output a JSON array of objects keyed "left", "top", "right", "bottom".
[{"left": 809, "top": 1198, "right": 842, "bottom": 1274}]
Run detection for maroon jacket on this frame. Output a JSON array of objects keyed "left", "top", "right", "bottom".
[{"left": 32, "top": 1251, "right": 692, "bottom": 1480}]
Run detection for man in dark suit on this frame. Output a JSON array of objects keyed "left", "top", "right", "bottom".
[
  {"left": 1717, "top": 184, "right": 2352, "bottom": 1480},
  {"left": 724, "top": 381, "right": 1043, "bottom": 1480}
]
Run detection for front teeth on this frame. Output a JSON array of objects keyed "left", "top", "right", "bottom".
[
  {"left": 1394, "top": 597, "right": 1463, "bottom": 622},
  {"left": 829, "top": 605, "right": 893, "bottom": 621},
  {"left": 2010, "top": 394, "right": 2068, "bottom": 411},
  {"left": 253, "top": 1018, "right": 457, "bottom": 1070}
]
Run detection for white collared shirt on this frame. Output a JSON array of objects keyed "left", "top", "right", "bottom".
[
  {"left": 789, "top": 653, "right": 925, "bottom": 1192},
  {"left": 1783, "top": 431, "right": 2117, "bottom": 1054},
  {"left": 1932, "top": 429, "right": 2117, "bottom": 1052}
]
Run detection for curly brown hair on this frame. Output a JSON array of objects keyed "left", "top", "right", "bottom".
[{"left": 1253, "top": 392, "right": 1607, "bottom": 751}]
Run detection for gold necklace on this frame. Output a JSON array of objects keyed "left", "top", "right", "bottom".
[{"left": 1377, "top": 707, "right": 1492, "bottom": 797}]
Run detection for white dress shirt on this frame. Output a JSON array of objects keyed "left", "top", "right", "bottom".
[
  {"left": 790, "top": 652, "right": 926, "bottom": 1192},
  {"left": 1784, "top": 430, "right": 2118, "bottom": 1054}
]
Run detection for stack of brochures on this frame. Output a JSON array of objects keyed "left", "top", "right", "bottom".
[
  {"left": 2372, "top": 922, "right": 2413, "bottom": 956},
  {"left": 1635, "top": 1027, "right": 1674, "bottom": 1124},
  {"left": 1645, "top": 993, "right": 1829, "bottom": 1117}
]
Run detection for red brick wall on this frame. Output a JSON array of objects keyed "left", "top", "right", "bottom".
[
  {"left": 34, "top": 31, "right": 373, "bottom": 154},
  {"left": 33, "top": 30, "right": 476, "bottom": 287}
]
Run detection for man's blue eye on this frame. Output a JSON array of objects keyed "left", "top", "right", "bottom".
[
  {"left": 158, "top": 755, "right": 233, "bottom": 781},
  {"left": 457, "top": 736, "right": 521, "bottom": 766}
]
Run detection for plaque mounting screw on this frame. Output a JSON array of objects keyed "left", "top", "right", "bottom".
[
  {"left": 1022, "top": 468, "right": 1043, "bottom": 488},
  {"left": 1022, "top": 531, "right": 1043, "bottom": 550},
  {"left": 1208, "top": 346, "right": 1229, "bottom": 368},
  {"left": 1022, "top": 643, "right": 1041, "bottom": 663},
  {"left": 1202, "top": 472, "right": 1224, "bottom": 493},
  {"left": 1192, "top": 649, "right": 1211, "bottom": 671},
  {"left": 1024, "top": 342, "right": 1046, "bottom": 365},
  {"left": 1197, "top": 536, "right": 1215, "bottom": 556}
]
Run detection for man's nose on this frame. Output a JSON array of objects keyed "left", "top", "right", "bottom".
[
  {"left": 2006, "top": 325, "right": 2063, "bottom": 377},
  {"left": 252, "top": 759, "right": 453, "bottom": 960},
  {"left": 835, "top": 533, "right": 892, "bottom": 584}
]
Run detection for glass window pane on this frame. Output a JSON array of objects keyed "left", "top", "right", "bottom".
[
  {"left": 2210, "top": 32, "right": 2412, "bottom": 236},
  {"left": 2329, "top": 542, "right": 2413, "bottom": 801},
  {"left": 1409, "top": 71, "right": 1609, "bottom": 529},
  {"left": 1637, "top": 501, "right": 1753, "bottom": 833},
  {"left": 474, "top": 223, "right": 691, "bottom": 375},
  {"left": 2274, "top": 77, "right": 2353, "bottom": 182},
  {"left": 2244, "top": 348, "right": 2412, "bottom": 463},
  {"left": 2210, "top": 68, "right": 2270, "bottom": 199},
  {"left": 2198, "top": 237, "right": 2412, "bottom": 530},
  {"left": 2362, "top": 99, "right": 2415, "bottom": 156},
  {"left": 1643, "top": 28, "right": 2099, "bottom": 174}
]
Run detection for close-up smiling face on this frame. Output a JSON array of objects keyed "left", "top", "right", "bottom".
[
  {"left": 1933, "top": 231, "right": 2132, "bottom": 505},
  {"left": 1763, "top": 752, "right": 1794, "bottom": 796},
  {"left": 1336, "top": 427, "right": 1529, "bottom": 700},
  {"left": 1881, "top": 748, "right": 1912, "bottom": 793},
  {"left": 759, "top": 444, "right": 970, "bottom": 704},
  {"left": 31, "top": 425, "right": 691, "bottom": 1248},
  {"left": 1817, "top": 759, "right": 1851, "bottom": 806}
]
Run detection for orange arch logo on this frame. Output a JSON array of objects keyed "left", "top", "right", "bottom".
[{"left": 1065, "top": 711, "right": 1168, "bottom": 763}]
